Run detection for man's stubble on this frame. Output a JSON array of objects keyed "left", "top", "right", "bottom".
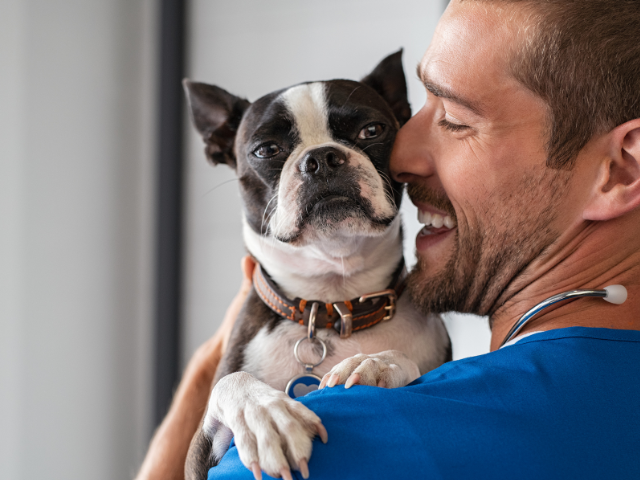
[{"left": 406, "top": 166, "right": 571, "bottom": 320}]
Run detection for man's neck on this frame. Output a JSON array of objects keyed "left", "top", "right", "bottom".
[{"left": 490, "top": 216, "right": 640, "bottom": 351}]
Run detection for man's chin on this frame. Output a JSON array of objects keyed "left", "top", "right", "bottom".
[{"left": 406, "top": 251, "right": 476, "bottom": 316}]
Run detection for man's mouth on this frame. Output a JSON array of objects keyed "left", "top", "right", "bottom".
[{"left": 417, "top": 208, "right": 457, "bottom": 236}]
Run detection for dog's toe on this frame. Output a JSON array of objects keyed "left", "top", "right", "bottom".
[{"left": 321, "top": 350, "right": 420, "bottom": 390}]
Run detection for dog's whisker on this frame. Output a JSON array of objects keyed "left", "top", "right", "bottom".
[
  {"left": 201, "top": 178, "right": 239, "bottom": 198},
  {"left": 341, "top": 86, "right": 361, "bottom": 109},
  {"left": 378, "top": 171, "right": 399, "bottom": 209},
  {"left": 361, "top": 142, "right": 385, "bottom": 152},
  {"left": 379, "top": 171, "right": 393, "bottom": 188},
  {"left": 262, "top": 193, "right": 279, "bottom": 235}
]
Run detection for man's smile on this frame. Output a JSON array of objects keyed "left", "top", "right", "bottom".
[
  {"left": 414, "top": 203, "right": 458, "bottom": 252},
  {"left": 417, "top": 209, "right": 457, "bottom": 230},
  {"left": 404, "top": 182, "right": 458, "bottom": 255}
]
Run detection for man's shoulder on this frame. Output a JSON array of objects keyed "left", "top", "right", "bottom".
[{"left": 211, "top": 328, "right": 640, "bottom": 479}]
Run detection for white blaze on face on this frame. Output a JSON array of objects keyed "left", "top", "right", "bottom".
[
  {"left": 283, "top": 82, "right": 333, "bottom": 146},
  {"left": 270, "top": 83, "right": 331, "bottom": 239},
  {"left": 268, "top": 82, "right": 396, "bottom": 243}
]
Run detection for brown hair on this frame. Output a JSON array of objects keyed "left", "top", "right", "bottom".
[{"left": 466, "top": 0, "right": 640, "bottom": 169}]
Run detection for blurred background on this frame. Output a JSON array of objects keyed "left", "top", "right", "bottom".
[{"left": 1, "top": 0, "right": 489, "bottom": 478}]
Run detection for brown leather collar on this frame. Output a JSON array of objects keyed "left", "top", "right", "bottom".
[{"left": 253, "top": 260, "right": 407, "bottom": 338}]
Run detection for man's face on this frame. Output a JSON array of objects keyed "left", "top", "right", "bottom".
[{"left": 392, "top": 1, "right": 572, "bottom": 317}]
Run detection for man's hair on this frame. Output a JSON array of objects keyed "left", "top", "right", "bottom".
[{"left": 468, "top": 0, "right": 640, "bottom": 169}]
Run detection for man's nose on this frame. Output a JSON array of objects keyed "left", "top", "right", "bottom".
[{"left": 390, "top": 106, "right": 436, "bottom": 183}]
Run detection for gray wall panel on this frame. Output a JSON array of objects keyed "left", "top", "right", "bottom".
[{"left": 0, "top": 0, "right": 156, "bottom": 477}]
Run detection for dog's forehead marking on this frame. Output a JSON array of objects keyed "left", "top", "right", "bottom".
[{"left": 280, "top": 83, "right": 333, "bottom": 146}]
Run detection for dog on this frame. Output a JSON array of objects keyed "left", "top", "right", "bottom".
[{"left": 182, "top": 51, "right": 452, "bottom": 480}]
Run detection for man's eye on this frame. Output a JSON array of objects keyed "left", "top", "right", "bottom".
[
  {"left": 253, "top": 143, "right": 281, "bottom": 158},
  {"left": 358, "top": 123, "right": 385, "bottom": 140},
  {"left": 438, "top": 118, "right": 470, "bottom": 132}
]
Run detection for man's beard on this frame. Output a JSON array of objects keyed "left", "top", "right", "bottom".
[{"left": 405, "top": 167, "right": 571, "bottom": 319}]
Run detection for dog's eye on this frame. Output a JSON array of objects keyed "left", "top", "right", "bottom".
[
  {"left": 253, "top": 143, "right": 281, "bottom": 158},
  {"left": 358, "top": 123, "right": 385, "bottom": 140}
]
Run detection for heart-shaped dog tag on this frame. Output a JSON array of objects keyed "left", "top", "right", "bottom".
[{"left": 285, "top": 373, "right": 322, "bottom": 399}]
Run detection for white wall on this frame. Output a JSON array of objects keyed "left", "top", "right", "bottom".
[
  {"left": 0, "top": 1, "right": 156, "bottom": 478},
  {"left": 182, "top": 0, "right": 491, "bottom": 367}
]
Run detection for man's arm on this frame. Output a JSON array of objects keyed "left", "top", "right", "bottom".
[{"left": 134, "top": 257, "right": 255, "bottom": 480}]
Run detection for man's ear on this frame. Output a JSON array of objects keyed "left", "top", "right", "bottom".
[
  {"left": 583, "top": 119, "right": 640, "bottom": 221},
  {"left": 360, "top": 50, "right": 412, "bottom": 127},
  {"left": 183, "top": 80, "right": 251, "bottom": 169}
]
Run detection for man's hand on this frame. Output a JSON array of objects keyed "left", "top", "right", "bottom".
[
  {"left": 134, "top": 256, "right": 256, "bottom": 480},
  {"left": 319, "top": 350, "right": 420, "bottom": 390}
]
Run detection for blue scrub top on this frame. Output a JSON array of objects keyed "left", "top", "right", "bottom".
[{"left": 210, "top": 327, "right": 640, "bottom": 479}]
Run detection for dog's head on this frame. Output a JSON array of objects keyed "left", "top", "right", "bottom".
[{"left": 184, "top": 51, "right": 410, "bottom": 247}]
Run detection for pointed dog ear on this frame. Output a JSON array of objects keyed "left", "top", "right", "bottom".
[
  {"left": 183, "top": 80, "right": 251, "bottom": 169},
  {"left": 361, "top": 49, "right": 411, "bottom": 127}
]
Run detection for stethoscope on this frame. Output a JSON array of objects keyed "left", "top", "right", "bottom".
[{"left": 500, "top": 284, "right": 628, "bottom": 348}]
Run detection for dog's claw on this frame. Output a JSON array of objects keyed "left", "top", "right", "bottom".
[
  {"left": 298, "top": 459, "right": 310, "bottom": 479},
  {"left": 345, "top": 373, "right": 360, "bottom": 389},
  {"left": 319, "top": 374, "right": 329, "bottom": 389},
  {"left": 316, "top": 423, "right": 328, "bottom": 444},
  {"left": 250, "top": 463, "right": 262, "bottom": 480},
  {"left": 280, "top": 467, "right": 293, "bottom": 480},
  {"left": 320, "top": 350, "right": 421, "bottom": 390}
]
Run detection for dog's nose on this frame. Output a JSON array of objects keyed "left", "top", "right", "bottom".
[{"left": 299, "top": 147, "right": 347, "bottom": 177}]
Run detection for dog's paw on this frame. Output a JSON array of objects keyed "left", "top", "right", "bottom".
[
  {"left": 319, "top": 350, "right": 421, "bottom": 390},
  {"left": 204, "top": 372, "right": 328, "bottom": 480}
]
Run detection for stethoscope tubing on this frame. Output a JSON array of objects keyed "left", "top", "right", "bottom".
[{"left": 500, "top": 289, "right": 608, "bottom": 347}]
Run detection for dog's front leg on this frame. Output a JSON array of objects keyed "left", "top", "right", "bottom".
[
  {"left": 202, "top": 371, "right": 328, "bottom": 480},
  {"left": 185, "top": 419, "right": 234, "bottom": 480},
  {"left": 319, "top": 350, "right": 421, "bottom": 389}
]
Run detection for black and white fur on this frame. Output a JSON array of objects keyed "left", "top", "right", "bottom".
[{"left": 183, "top": 51, "right": 451, "bottom": 480}]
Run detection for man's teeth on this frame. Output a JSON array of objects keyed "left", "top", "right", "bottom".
[
  {"left": 417, "top": 210, "right": 457, "bottom": 229},
  {"left": 443, "top": 216, "right": 456, "bottom": 228}
]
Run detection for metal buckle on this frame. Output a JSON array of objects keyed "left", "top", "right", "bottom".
[
  {"left": 333, "top": 302, "right": 353, "bottom": 338},
  {"left": 359, "top": 289, "right": 397, "bottom": 321}
]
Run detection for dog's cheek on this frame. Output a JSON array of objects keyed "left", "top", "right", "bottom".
[
  {"left": 270, "top": 158, "right": 304, "bottom": 240},
  {"left": 350, "top": 155, "right": 396, "bottom": 219}
]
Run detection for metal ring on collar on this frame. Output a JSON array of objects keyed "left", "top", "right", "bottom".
[{"left": 294, "top": 336, "right": 327, "bottom": 368}]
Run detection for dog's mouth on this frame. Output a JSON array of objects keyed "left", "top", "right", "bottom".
[
  {"left": 270, "top": 167, "right": 399, "bottom": 244},
  {"left": 272, "top": 188, "right": 394, "bottom": 243},
  {"left": 310, "top": 193, "right": 362, "bottom": 215},
  {"left": 304, "top": 188, "right": 370, "bottom": 220}
]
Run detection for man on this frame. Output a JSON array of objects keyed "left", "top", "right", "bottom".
[{"left": 136, "top": 0, "right": 640, "bottom": 478}]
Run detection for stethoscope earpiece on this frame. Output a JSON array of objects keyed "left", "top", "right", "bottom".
[
  {"left": 603, "top": 285, "right": 628, "bottom": 305},
  {"left": 501, "top": 285, "right": 627, "bottom": 347}
]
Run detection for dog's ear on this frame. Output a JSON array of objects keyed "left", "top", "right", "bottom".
[
  {"left": 361, "top": 50, "right": 411, "bottom": 127},
  {"left": 183, "top": 80, "right": 251, "bottom": 169}
]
